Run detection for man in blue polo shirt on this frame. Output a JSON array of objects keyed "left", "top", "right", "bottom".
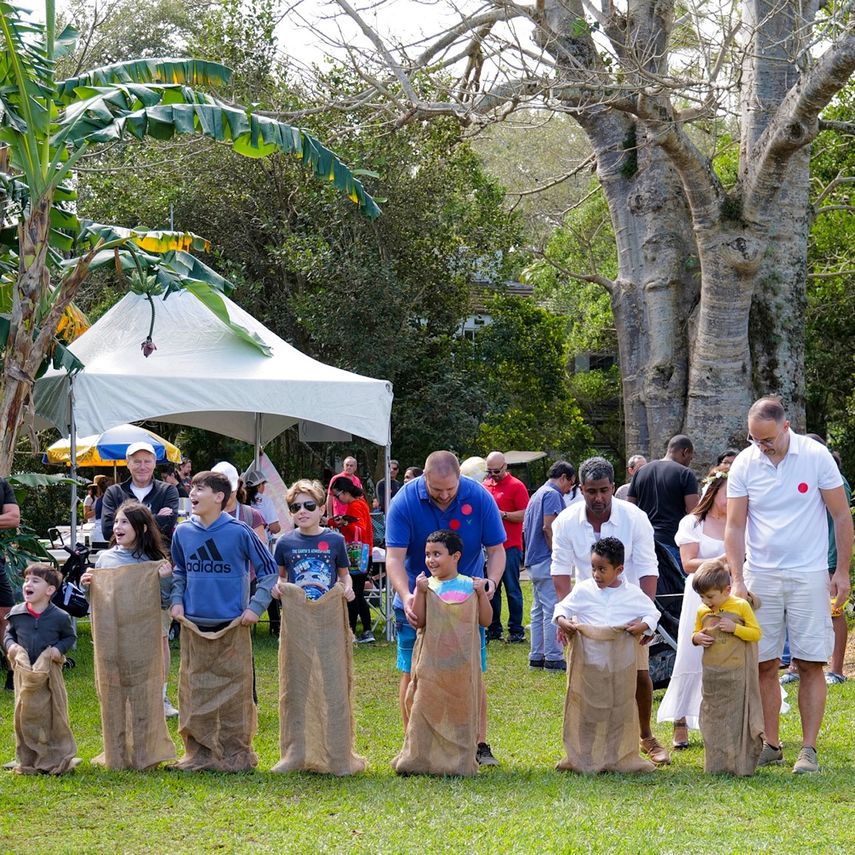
[{"left": 385, "top": 450, "right": 506, "bottom": 765}]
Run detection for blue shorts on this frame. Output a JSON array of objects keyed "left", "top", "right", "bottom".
[{"left": 395, "top": 607, "right": 487, "bottom": 674}]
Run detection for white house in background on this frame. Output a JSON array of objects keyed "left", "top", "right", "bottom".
[{"left": 458, "top": 280, "right": 535, "bottom": 341}]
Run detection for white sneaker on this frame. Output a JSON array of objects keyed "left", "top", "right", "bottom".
[{"left": 164, "top": 698, "right": 179, "bottom": 718}]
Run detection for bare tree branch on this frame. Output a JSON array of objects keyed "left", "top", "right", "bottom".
[
  {"left": 531, "top": 249, "right": 616, "bottom": 292},
  {"left": 633, "top": 95, "right": 725, "bottom": 219},
  {"left": 748, "top": 29, "right": 855, "bottom": 212},
  {"left": 819, "top": 118, "right": 855, "bottom": 134}
]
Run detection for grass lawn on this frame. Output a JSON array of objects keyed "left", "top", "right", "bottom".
[{"left": 1, "top": 584, "right": 853, "bottom": 854}]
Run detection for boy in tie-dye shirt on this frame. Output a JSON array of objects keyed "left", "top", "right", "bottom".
[{"left": 412, "top": 530, "right": 493, "bottom": 627}]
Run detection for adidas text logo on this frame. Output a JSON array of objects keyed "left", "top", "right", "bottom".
[{"left": 187, "top": 539, "right": 233, "bottom": 574}]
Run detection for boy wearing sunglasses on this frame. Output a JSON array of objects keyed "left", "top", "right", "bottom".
[{"left": 274, "top": 480, "right": 354, "bottom": 602}]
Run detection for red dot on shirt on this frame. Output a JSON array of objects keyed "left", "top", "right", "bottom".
[
  {"left": 797, "top": 482, "right": 809, "bottom": 494},
  {"left": 317, "top": 540, "right": 330, "bottom": 550},
  {"left": 461, "top": 503, "right": 473, "bottom": 516},
  {"left": 449, "top": 518, "right": 461, "bottom": 530}
]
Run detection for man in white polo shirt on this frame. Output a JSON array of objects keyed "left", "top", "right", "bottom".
[
  {"left": 550, "top": 456, "right": 668, "bottom": 764},
  {"left": 725, "top": 396, "right": 853, "bottom": 774}
]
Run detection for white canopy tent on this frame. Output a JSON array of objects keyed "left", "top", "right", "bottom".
[{"left": 34, "top": 290, "right": 394, "bottom": 539}]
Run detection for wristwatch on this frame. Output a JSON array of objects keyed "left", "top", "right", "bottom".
[{"left": 501, "top": 511, "right": 508, "bottom": 520}]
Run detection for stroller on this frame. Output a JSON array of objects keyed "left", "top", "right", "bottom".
[
  {"left": 47, "top": 529, "right": 93, "bottom": 670},
  {"left": 648, "top": 542, "right": 686, "bottom": 689}
]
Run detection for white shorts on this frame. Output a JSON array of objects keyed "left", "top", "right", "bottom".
[{"left": 745, "top": 567, "right": 833, "bottom": 663}]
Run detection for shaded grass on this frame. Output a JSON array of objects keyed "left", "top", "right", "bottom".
[{"left": 1, "top": 586, "right": 854, "bottom": 853}]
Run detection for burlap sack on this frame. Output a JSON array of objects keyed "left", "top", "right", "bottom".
[
  {"left": 557, "top": 624, "right": 655, "bottom": 774},
  {"left": 89, "top": 561, "right": 176, "bottom": 770},
  {"left": 699, "top": 611, "right": 764, "bottom": 776},
  {"left": 175, "top": 616, "right": 257, "bottom": 772},
  {"left": 272, "top": 583, "right": 366, "bottom": 775},
  {"left": 10, "top": 648, "right": 79, "bottom": 775},
  {"left": 392, "top": 588, "right": 481, "bottom": 777}
]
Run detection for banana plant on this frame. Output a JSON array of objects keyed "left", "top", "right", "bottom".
[{"left": 0, "top": 0, "right": 381, "bottom": 474}]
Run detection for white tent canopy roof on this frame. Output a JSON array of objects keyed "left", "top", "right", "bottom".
[{"left": 35, "top": 290, "right": 393, "bottom": 446}]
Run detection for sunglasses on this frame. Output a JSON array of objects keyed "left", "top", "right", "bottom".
[
  {"left": 486, "top": 468, "right": 504, "bottom": 475},
  {"left": 289, "top": 500, "right": 318, "bottom": 513}
]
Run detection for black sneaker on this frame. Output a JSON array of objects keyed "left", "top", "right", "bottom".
[
  {"left": 476, "top": 742, "right": 498, "bottom": 766},
  {"left": 529, "top": 658, "right": 545, "bottom": 669},
  {"left": 486, "top": 632, "right": 503, "bottom": 644},
  {"left": 544, "top": 659, "right": 566, "bottom": 672},
  {"left": 508, "top": 634, "right": 526, "bottom": 644}
]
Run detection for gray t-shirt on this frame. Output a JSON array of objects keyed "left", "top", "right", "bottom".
[
  {"left": 94, "top": 546, "right": 172, "bottom": 609},
  {"left": 274, "top": 529, "right": 349, "bottom": 600}
]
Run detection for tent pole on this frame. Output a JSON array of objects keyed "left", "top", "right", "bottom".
[
  {"left": 69, "top": 376, "right": 78, "bottom": 545},
  {"left": 254, "top": 413, "right": 262, "bottom": 469},
  {"left": 383, "top": 435, "right": 392, "bottom": 641},
  {"left": 383, "top": 442, "right": 391, "bottom": 514}
]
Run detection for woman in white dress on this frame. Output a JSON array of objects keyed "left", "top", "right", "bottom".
[{"left": 657, "top": 466, "right": 729, "bottom": 748}]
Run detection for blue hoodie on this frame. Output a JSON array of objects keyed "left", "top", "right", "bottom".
[{"left": 171, "top": 512, "right": 277, "bottom": 626}]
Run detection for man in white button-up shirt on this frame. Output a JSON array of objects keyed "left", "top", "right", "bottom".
[
  {"left": 725, "top": 396, "right": 853, "bottom": 774},
  {"left": 550, "top": 456, "right": 667, "bottom": 764}
]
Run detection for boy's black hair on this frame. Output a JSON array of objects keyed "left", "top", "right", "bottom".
[
  {"left": 426, "top": 528, "right": 463, "bottom": 556},
  {"left": 191, "top": 471, "right": 232, "bottom": 509},
  {"left": 591, "top": 536, "right": 624, "bottom": 567},
  {"left": 26, "top": 562, "right": 62, "bottom": 591},
  {"left": 692, "top": 559, "right": 731, "bottom": 595}
]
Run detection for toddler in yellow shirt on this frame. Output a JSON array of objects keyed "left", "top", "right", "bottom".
[{"left": 691, "top": 559, "right": 764, "bottom": 775}]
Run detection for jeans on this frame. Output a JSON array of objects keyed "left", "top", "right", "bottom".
[
  {"left": 490, "top": 546, "right": 524, "bottom": 638},
  {"left": 528, "top": 558, "right": 564, "bottom": 662}
]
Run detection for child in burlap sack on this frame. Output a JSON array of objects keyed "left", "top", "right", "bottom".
[
  {"left": 392, "top": 529, "right": 492, "bottom": 776},
  {"left": 552, "top": 538, "right": 660, "bottom": 774},
  {"left": 82, "top": 500, "right": 178, "bottom": 719},
  {"left": 81, "top": 501, "right": 177, "bottom": 770},
  {"left": 170, "top": 470, "right": 278, "bottom": 772},
  {"left": 692, "top": 559, "right": 764, "bottom": 776},
  {"left": 3, "top": 564, "right": 78, "bottom": 774},
  {"left": 272, "top": 479, "right": 364, "bottom": 775}
]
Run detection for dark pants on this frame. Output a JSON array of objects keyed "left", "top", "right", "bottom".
[
  {"left": 0, "top": 559, "right": 15, "bottom": 607},
  {"left": 660, "top": 541, "right": 684, "bottom": 573},
  {"left": 490, "top": 546, "right": 524, "bottom": 638},
  {"left": 347, "top": 573, "right": 372, "bottom": 635}
]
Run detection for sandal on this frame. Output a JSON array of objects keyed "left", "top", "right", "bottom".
[
  {"left": 672, "top": 723, "right": 689, "bottom": 749},
  {"left": 825, "top": 672, "right": 847, "bottom": 685}
]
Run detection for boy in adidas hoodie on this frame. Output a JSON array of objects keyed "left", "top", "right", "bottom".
[{"left": 170, "top": 471, "right": 277, "bottom": 628}]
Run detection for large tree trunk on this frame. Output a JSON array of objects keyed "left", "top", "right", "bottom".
[{"left": 578, "top": 109, "right": 700, "bottom": 459}]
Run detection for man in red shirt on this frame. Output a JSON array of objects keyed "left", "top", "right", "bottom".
[{"left": 483, "top": 451, "right": 530, "bottom": 642}]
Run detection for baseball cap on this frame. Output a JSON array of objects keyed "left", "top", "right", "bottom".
[
  {"left": 212, "top": 461, "right": 240, "bottom": 491},
  {"left": 242, "top": 467, "right": 266, "bottom": 488},
  {"left": 126, "top": 441, "right": 156, "bottom": 458}
]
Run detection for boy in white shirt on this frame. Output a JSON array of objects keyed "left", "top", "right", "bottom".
[
  {"left": 552, "top": 537, "right": 662, "bottom": 773},
  {"left": 553, "top": 537, "right": 660, "bottom": 641}
]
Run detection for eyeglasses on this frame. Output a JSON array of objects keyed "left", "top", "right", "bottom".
[
  {"left": 289, "top": 500, "right": 318, "bottom": 513},
  {"left": 747, "top": 429, "right": 782, "bottom": 448},
  {"left": 486, "top": 468, "right": 504, "bottom": 475}
]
